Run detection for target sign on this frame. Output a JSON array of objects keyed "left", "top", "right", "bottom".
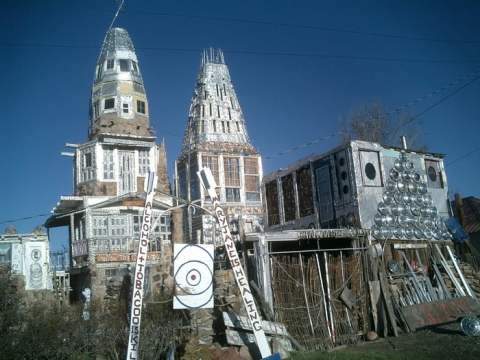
[{"left": 173, "top": 244, "right": 214, "bottom": 309}]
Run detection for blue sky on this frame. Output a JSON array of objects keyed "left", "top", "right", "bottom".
[{"left": 1, "top": 1, "right": 480, "bottom": 250}]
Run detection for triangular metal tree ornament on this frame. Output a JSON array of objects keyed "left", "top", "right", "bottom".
[{"left": 371, "top": 152, "right": 452, "bottom": 241}]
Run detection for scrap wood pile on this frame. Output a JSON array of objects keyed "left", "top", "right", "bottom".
[
  {"left": 270, "top": 251, "right": 369, "bottom": 350},
  {"left": 267, "top": 241, "right": 480, "bottom": 351},
  {"left": 371, "top": 241, "right": 480, "bottom": 335}
]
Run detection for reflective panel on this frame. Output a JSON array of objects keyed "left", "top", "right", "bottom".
[
  {"left": 378, "top": 202, "right": 391, "bottom": 215},
  {"left": 394, "top": 159, "right": 403, "bottom": 171},
  {"left": 386, "top": 180, "right": 396, "bottom": 192},
  {"left": 407, "top": 182, "right": 417, "bottom": 194},
  {"left": 383, "top": 192, "right": 395, "bottom": 205},
  {"left": 397, "top": 181, "right": 406, "bottom": 192},
  {"left": 390, "top": 168, "right": 400, "bottom": 181}
]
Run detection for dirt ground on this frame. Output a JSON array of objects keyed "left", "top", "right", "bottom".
[{"left": 290, "top": 323, "right": 480, "bottom": 360}]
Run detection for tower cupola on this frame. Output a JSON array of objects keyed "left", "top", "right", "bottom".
[{"left": 89, "top": 27, "right": 151, "bottom": 139}]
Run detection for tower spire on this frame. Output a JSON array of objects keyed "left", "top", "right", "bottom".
[
  {"left": 89, "top": 27, "right": 152, "bottom": 139},
  {"left": 181, "top": 48, "right": 255, "bottom": 155}
]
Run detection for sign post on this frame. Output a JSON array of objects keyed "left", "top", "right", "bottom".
[
  {"left": 126, "top": 172, "right": 157, "bottom": 360},
  {"left": 198, "top": 167, "right": 272, "bottom": 359}
]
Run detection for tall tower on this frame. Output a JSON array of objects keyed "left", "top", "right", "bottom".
[
  {"left": 46, "top": 28, "right": 172, "bottom": 302},
  {"left": 89, "top": 27, "right": 151, "bottom": 140},
  {"left": 175, "top": 49, "right": 263, "bottom": 244}
]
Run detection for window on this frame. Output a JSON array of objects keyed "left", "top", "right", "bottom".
[
  {"left": 96, "top": 65, "right": 103, "bottom": 80},
  {"left": 81, "top": 148, "right": 96, "bottom": 182},
  {"left": 226, "top": 188, "right": 240, "bottom": 202},
  {"left": 221, "top": 121, "right": 225, "bottom": 133},
  {"left": 217, "top": 105, "right": 221, "bottom": 118},
  {"left": 84, "top": 153, "right": 92, "bottom": 167},
  {"left": 297, "top": 167, "right": 314, "bottom": 217},
  {"left": 103, "top": 149, "right": 114, "bottom": 179},
  {"left": 244, "top": 158, "right": 260, "bottom": 202},
  {"left": 216, "top": 84, "right": 219, "bottom": 97},
  {"left": 132, "top": 61, "right": 138, "bottom": 73},
  {"left": 119, "top": 59, "right": 130, "bottom": 72},
  {"left": 202, "top": 156, "right": 219, "bottom": 183},
  {"left": 133, "top": 83, "right": 145, "bottom": 94},
  {"left": 282, "top": 174, "right": 296, "bottom": 222},
  {"left": 424, "top": 159, "right": 443, "bottom": 189},
  {"left": 213, "top": 120, "right": 217, "bottom": 132},
  {"left": 104, "top": 98, "right": 115, "bottom": 110},
  {"left": 227, "top": 122, "right": 231, "bottom": 133},
  {"left": 228, "top": 108, "right": 232, "bottom": 120},
  {"left": 266, "top": 181, "right": 280, "bottom": 226},
  {"left": 365, "top": 163, "right": 376, "bottom": 180},
  {"left": 224, "top": 157, "right": 240, "bottom": 187},
  {"left": 110, "top": 216, "right": 126, "bottom": 236},
  {"left": 106, "top": 59, "right": 114, "bottom": 70},
  {"left": 93, "top": 101, "right": 100, "bottom": 118},
  {"left": 105, "top": 268, "right": 118, "bottom": 278},
  {"left": 138, "top": 149, "right": 149, "bottom": 176},
  {"left": 92, "top": 216, "right": 108, "bottom": 237},
  {"left": 224, "top": 157, "right": 240, "bottom": 202},
  {"left": 209, "top": 103, "right": 212, "bottom": 116},
  {"left": 122, "top": 103, "right": 129, "bottom": 114},
  {"left": 137, "top": 100, "right": 146, "bottom": 114},
  {"left": 236, "top": 122, "right": 240, "bottom": 132}
]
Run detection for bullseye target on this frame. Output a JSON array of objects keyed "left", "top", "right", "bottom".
[{"left": 173, "top": 244, "right": 214, "bottom": 309}]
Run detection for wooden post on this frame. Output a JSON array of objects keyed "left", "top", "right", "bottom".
[{"left": 171, "top": 208, "right": 184, "bottom": 244}]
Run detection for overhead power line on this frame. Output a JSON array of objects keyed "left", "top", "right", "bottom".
[
  {"left": 2, "top": 42, "right": 479, "bottom": 64},
  {"left": 446, "top": 146, "right": 480, "bottom": 167},
  {"left": 390, "top": 73, "right": 480, "bottom": 138},
  {"left": 124, "top": 9, "right": 480, "bottom": 45},
  {"left": 0, "top": 213, "right": 50, "bottom": 226},
  {"left": 264, "top": 68, "right": 480, "bottom": 159}
]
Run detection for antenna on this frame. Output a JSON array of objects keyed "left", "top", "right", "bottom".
[{"left": 108, "top": 0, "right": 125, "bottom": 31}]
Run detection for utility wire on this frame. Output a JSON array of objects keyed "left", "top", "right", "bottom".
[
  {"left": 264, "top": 68, "right": 480, "bottom": 159},
  {"left": 2, "top": 41, "right": 478, "bottom": 64},
  {"left": 124, "top": 9, "right": 480, "bottom": 45},
  {"left": 0, "top": 213, "right": 51, "bottom": 226},
  {"left": 389, "top": 73, "right": 480, "bottom": 139},
  {"left": 446, "top": 146, "right": 480, "bottom": 167}
]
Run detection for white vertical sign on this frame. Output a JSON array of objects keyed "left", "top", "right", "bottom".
[
  {"left": 126, "top": 172, "right": 157, "bottom": 360},
  {"left": 198, "top": 167, "right": 272, "bottom": 359}
]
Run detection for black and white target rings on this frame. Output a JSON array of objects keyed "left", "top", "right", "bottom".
[{"left": 173, "top": 244, "right": 214, "bottom": 309}]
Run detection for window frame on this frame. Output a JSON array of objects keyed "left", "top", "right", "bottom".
[
  {"left": 119, "top": 59, "right": 130, "bottom": 72},
  {"left": 137, "top": 100, "right": 146, "bottom": 114},
  {"left": 104, "top": 98, "right": 115, "bottom": 111}
]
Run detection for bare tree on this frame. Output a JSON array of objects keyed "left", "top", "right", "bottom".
[{"left": 339, "top": 102, "right": 425, "bottom": 150}]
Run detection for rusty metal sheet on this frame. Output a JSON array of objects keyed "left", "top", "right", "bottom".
[{"left": 400, "top": 296, "right": 480, "bottom": 331}]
